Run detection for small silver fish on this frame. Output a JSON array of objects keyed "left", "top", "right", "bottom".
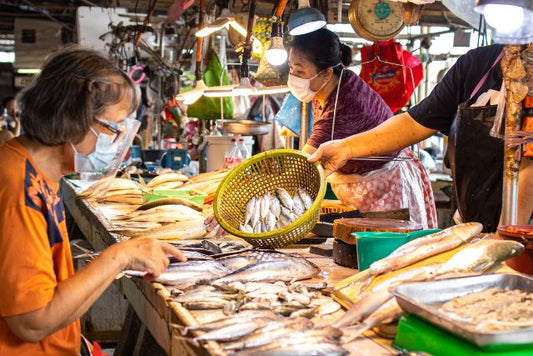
[
  {"left": 253, "top": 223, "right": 262, "bottom": 234},
  {"left": 270, "top": 196, "right": 281, "bottom": 218},
  {"left": 290, "top": 308, "right": 315, "bottom": 319},
  {"left": 251, "top": 198, "right": 261, "bottom": 229},
  {"left": 193, "top": 317, "right": 272, "bottom": 344},
  {"left": 244, "top": 197, "right": 256, "bottom": 226},
  {"left": 260, "top": 194, "right": 271, "bottom": 220},
  {"left": 267, "top": 211, "right": 277, "bottom": 231},
  {"left": 316, "top": 301, "right": 342, "bottom": 316},
  {"left": 292, "top": 194, "right": 305, "bottom": 216},
  {"left": 297, "top": 188, "right": 313, "bottom": 210},
  {"left": 239, "top": 223, "right": 253, "bottom": 233},
  {"left": 276, "top": 187, "right": 293, "bottom": 210}
]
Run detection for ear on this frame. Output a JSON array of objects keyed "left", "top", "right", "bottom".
[{"left": 323, "top": 67, "right": 334, "bottom": 81}]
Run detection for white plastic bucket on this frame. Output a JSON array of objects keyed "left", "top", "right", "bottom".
[{"left": 206, "top": 135, "right": 255, "bottom": 172}]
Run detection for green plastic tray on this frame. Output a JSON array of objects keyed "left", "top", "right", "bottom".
[
  {"left": 142, "top": 190, "right": 207, "bottom": 205},
  {"left": 355, "top": 229, "right": 440, "bottom": 271},
  {"left": 394, "top": 314, "right": 533, "bottom": 356}
]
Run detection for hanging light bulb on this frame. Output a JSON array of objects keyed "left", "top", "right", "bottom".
[
  {"left": 265, "top": 21, "right": 288, "bottom": 65},
  {"left": 288, "top": 0, "right": 326, "bottom": 36},
  {"left": 475, "top": 0, "right": 533, "bottom": 44}
]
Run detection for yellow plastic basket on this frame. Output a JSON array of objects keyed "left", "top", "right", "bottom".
[{"left": 213, "top": 149, "right": 326, "bottom": 248}]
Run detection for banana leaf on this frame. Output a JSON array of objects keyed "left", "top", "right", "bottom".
[{"left": 187, "top": 50, "right": 234, "bottom": 120}]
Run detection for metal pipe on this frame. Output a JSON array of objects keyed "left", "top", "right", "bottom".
[{"left": 299, "top": 101, "right": 309, "bottom": 150}]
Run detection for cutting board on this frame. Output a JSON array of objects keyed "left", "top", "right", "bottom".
[{"left": 333, "top": 218, "right": 423, "bottom": 245}]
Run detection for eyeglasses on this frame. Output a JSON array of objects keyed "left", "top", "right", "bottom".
[{"left": 94, "top": 117, "right": 127, "bottom": 143}]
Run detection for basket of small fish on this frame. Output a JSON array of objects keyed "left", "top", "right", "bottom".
[{"left": 214, "top": 149, "right": 326, "bottom": 248}]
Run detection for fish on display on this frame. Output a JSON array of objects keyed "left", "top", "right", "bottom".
[
  {"left": 175, "top": 310, "right": 279, "bottom": 335},
  {"left": 342, "top": 298, "right": 403, "bottom": 344},
  {"left": 238, "top": 187, "right": 315, "bottom": 234},
  {"left": 123, "top": 260, "right": 228, "bottom": 288},
  {"left": 369, "top": 222, "right": 483, "bottom": 276},
  {"left": 122, "top": 218, "right": 207, "bottom": 240},
  {"left": 335, "top": 236, "right": 526, "bottom": 339},
  {"left": 212, "top": 255, "right": 320, "bottom": 285},
  {"left": 191, "top": 317, "right": 273, "bottom": 345}
]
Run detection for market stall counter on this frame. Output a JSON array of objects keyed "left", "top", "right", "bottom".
[{"left": 60, "top": 178, "right": 398, "bottom": 356}]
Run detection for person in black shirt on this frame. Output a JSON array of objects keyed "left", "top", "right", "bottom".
[{"left": 308, "top": 44, "right": 533, "bottom": 232}]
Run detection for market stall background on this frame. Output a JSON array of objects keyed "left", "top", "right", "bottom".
[{"left": 1, "top": 0, "right": 532, "bottom": 355}]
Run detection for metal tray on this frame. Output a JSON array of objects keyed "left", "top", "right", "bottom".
[
  {"left": 393, "top": 273, "right": 533, "bottom": 350},
  {"left": 219, "top": 120, "right": 271, "bottom": 135}
]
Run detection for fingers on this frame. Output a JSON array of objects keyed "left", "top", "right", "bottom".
[
  {"left": 307, "top": 147, "right": 322, "bottom": 163},
  {"left": 161, "top": 242, "right": 187, "bottom": 262}
]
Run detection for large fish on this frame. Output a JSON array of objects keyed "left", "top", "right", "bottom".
[
  {"left": 124, "top": 260, "right": 228, "bottom": 287},
  {"left": 437, "top": 238, "right": 524, "bottom": 275},
  {"left": 223, "top": 318, "right": 313, "bottom": 351},
  {"left": 369, "top": 222, "right": 483, "bottom": 276},
  {"left": 122, "top": 218, "right": 206, "bottom": 239},
  {"left": 212, "top": 256, "right": 320, "bottom": 285},
  {"left": 336, "top": 237, "right": 525, "bottom": 331},
  {"left": 192, "top": 317, "right": 273, "bottom": 344},
  {"left": 175, "top": 310, "right": 278, "bottom": 335},
  {"left": 234, "top": 326, "right": 346, "bottom": 356},
  {"left": 136, "top": 197, "right": 203, "bottom": 212},
  {"left": 146, "top": 172, "right": 188, "bottom": 188}
]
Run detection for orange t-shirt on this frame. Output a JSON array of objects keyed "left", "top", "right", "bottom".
[{"left": 0, "top": 139, "right": 80, "bottom": 355}]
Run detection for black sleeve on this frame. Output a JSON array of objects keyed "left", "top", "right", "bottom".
[{"left": 408, "top": 53, "right": 472, "bottom": 136}]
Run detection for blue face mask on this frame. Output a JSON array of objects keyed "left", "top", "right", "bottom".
[{"left": 71, "top": 128, "right": 119, "bottom": 173}]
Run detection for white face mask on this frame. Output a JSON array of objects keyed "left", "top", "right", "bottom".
[
  {"left": 70, "top": 128, "right": 120, "bottom": 173},
  {"left": 288, "top": 70, "right": 329, "bottom": 103}
]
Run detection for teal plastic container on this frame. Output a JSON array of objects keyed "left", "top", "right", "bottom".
[
  {"left": 355, "top": 229, "right": 440, "bottom": 271},
  {"left": 394, "top": 314, "right": 533, "bottom": 355}
]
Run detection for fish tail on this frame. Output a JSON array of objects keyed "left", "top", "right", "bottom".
[
  {"left": 358, "top": 275, "right": 375, "bottom": 294},
  {"left": 338, "top": 273, "right": 372, "bottom": 292},
  {"left": 342, "top": 323, "right": 371, "bottom": 344},
  {"left": 172, "top": 334, "right": 200, "bottom": 347},
  {"left": 170, "top": 323, "right": 189, "bottom": 336}
]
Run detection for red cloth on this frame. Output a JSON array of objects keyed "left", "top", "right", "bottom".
[{"left": 360, "top": 40, "right": 423, "bottom": 112}]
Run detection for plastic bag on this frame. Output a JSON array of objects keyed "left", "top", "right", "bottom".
[
  {"left": 187, "top": 50, "right": 234, "bottom": 120},
  {"left": 273, "top": 93, "right": 313, "bottom": 136},
  {"left": 360, "top": 40, "right": 423, "bottom": 112},
  {"left": 327, "top": 149, "right": 437, "bottom": 229}
]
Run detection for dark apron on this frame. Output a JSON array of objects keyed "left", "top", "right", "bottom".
[
  {"left": 446, "top": 50, "right": 505, "bottom": 233},
  {"left": 447, "top": 104, "right": 504, "bottom": 232}
]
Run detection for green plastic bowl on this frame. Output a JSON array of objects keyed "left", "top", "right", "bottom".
[{"left": 355, "top": 229, "right": 440, "bottom": 271}]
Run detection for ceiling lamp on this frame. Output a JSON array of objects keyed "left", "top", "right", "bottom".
[
  {"left": 288, "top": 0, "right": 327, "bottom": 36},
  {"left": 265, "top": 21, "right": 288, "bottom": 65},
  {"left": 474, "top": 0, "right": 533, "bottom": 44}
]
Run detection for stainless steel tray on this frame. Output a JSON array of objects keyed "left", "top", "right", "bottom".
[
  {"left": 219, "top": 120, "right": 271, "bottom": 135},
  {"left": 393, "top": 273, "right": 533, "bottom": 349}
]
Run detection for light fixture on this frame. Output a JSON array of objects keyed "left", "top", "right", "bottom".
[
  {"left": 16, "top": 69, "right": 41, "bottom": 74},
  {"left": 264, "top": 21, "right": 288, "bottom": 66},
  {"left": 176, "top": 79, "right": 208, "bottom": 104},
  {"left": 288, "top": 0, "right": 327, "bottom": 36},
  {"left": 475, "top": 0, "right": 533, "bottom": 44}
]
